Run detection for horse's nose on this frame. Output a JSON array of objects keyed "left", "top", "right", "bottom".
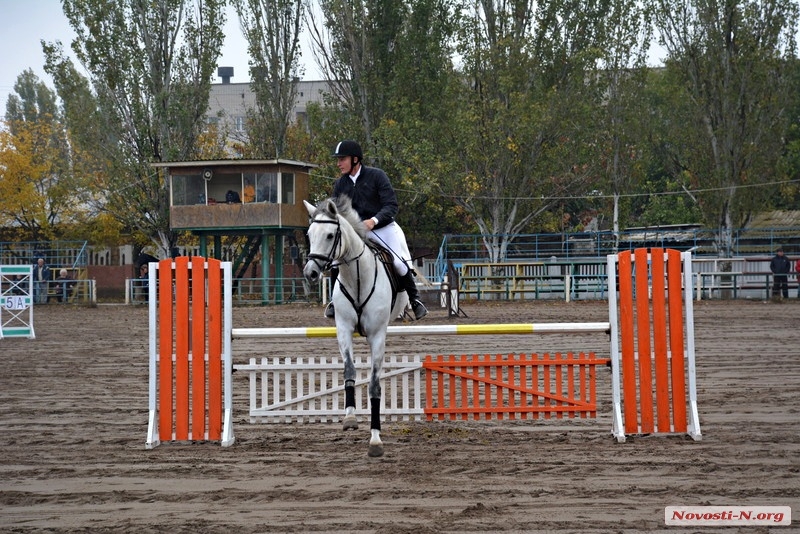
[{"left": 303, "top": 263, "right": 320, "bottom": 282}]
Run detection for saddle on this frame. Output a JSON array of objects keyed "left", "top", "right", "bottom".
[{"left": 366, "top": 242, "right": 403, "bottom": 297}]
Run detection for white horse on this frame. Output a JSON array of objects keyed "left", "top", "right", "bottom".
[{"left": 302, "top": 197, "right": 408, "bottom": 457}]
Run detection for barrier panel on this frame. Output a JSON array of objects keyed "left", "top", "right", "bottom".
[
  {"left": 236, "top": 355, "right": 424, "bottom": 423},
  {"left": 0, "top": 265, "right": 35, "bottom": 339},
  {"left": 423, "top": 352, "right": 609, "bottom": 421},
  {"left": 608, "top": 248, "right": 701, "bottom": 443},
  {"left": 146, "top": 248, "right": 701, "bottom": 446},
  {"left": 146, "top": 257, "right": 234, "bottom": 448}
]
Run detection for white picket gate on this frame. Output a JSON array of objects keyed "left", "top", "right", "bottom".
[{"left": 234, "top": 354, "right": 425, "bottom": 423}]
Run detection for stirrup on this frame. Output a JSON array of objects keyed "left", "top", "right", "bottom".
[
  {"left": 324, "top": 302, "right": 335, "bottom": 319},
  {"left": 411, "top": 299, "right": 428, "bottom": 320}
]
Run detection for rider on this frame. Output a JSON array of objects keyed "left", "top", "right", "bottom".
[{"left": 325, "top": 139, "right": 428, "bottom": 321}]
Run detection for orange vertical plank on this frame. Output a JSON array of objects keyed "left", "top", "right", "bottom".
[
  {"left": 174, "top": 256, "right": 190, "bottom": 441},
  {"left": 588, "top": 352, "right": 597, "bottom": 418},
  {"left": 634, "top": 248, "right": 654, "bottom": 433},
  {"left": 520, "top": 354, "right": 529, "bottom": 420},
  {"left": 459, "top": 354, "right": 469, "bottom": 421},
  {"left": 519, "top": 354, "right": 533, "bottom": 419},
  {"left": 507, "top": 355, "right": 516, "bottom": 420},
  {"left": 543, "top": 353, "right": 552, "bottom": 419},
  {"left": 436, "top": 355, "right": 445, "bottom": 421},
  {"left": 667, "top": 249, "right": 688, "bottom": 432},
  {"left": 566, "top": 352, "right": 575, "bottom": 419},
  {"left": 448, "top": 354, "right": 457, "bottom": 421},
  {"left": 651, "top": 250, "right": 672, "bottom": 432},
  {"left": 494, "top": 354, "right": 503, "bottom": 421},
  {"left": 531, "top": 354, "right": 539, "bottom": 420},
  {"left": 617, "top": 251, "right": 639, "bottom": 433},
  {"left": 158, "top": 259, "right": 174, "bottom": 441},
  {"left": 424, "top": 355, "right": 434, "bottom": 421},
  {"left": 191, "top": 256, "right": 207, "bottom": 440},
  {"left": 207, "top": 258, "right": 222, "bottom": 440},
  {"left": 579, "top": 352, "right": 588, "bottom": 418},
  {"left": 472, "top": 355, "right": 480, "bottom": 421},
  {"left": 554, "top": 352, "right": 564, "bottom": 420}
]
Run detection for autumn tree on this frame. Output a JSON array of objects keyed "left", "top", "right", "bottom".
[
  {"left": 43, "top": 0, "right": 227, "bottom": 257},
  {"left": 0, "top": 71, "right": 92, "bottom": 240}
]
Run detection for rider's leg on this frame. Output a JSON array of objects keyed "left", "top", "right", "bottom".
[
  {"left": 400, "top": 268, "right": 427, "bottom": 320},
  {"left": 369, "top": 222, "right": 427, "bottom": 320},
  {"left": 325, "top": 267, "right": 338, "bottom": 318}
]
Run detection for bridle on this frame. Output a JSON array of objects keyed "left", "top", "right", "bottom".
[
  {"left": 306, "top": 213, "right": 379, "bottom": 330},
  {"left": 306, "top": 217, "right": 344, "bottom": 272}
]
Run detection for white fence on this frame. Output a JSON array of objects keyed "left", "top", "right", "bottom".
[{"left": 235, "top": 355, "right": 425, "bottom": 423}]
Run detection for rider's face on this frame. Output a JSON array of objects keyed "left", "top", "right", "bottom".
[{"left": 336, "top": 156, "right": 357, "bottom": 176}]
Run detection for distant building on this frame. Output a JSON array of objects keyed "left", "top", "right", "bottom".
[{"left": 207, "top": 67, "right": 332, "bottom": 146}]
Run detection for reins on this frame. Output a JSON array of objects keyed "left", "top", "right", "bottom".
[{"left": 308, "top": 214, "right": 380, "bottom": 333}]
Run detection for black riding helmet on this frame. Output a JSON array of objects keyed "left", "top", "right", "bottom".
[{"left": 332, "top": 140, "right": 363, "bottom": 162}]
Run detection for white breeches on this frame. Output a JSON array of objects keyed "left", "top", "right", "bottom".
[{"left": 367, "top": 221, "right": 412, "bottom": 276}]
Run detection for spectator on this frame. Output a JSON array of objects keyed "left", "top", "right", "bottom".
[
  {"left": 32, "top": 258, "right": 51, "bottom": 304},
  {"left": 769, "top": 247, "right": 790, "bottom": 299},
  {"left": 55, "top": 269, "right": 76, "bottom": 303}
]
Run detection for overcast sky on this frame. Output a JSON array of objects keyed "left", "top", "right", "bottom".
[{"left": 0, "top": 0, "right": 323, "bottom": 113}]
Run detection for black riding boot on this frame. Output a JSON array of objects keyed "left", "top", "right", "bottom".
[
  {"left": 325, "top": 267, "right": 338, "bottom": 319},
  {"left": 401, "top": 270, "right": 427, "bottom": 320}
]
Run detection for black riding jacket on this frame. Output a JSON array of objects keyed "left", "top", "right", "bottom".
[{"left": 332, "top": 165, "right": 399, "bottom": 229}]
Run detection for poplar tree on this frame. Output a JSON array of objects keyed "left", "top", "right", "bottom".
[{"left": 43, "top": 0, "right": 226, "bottom": 256}]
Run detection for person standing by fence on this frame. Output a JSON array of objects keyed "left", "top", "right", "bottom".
[
  {"left": 32, "top": 258, "right": 51, "bottom": 304},
  {"left": 769, "top": 247, "right": 790, "bottom": 299}
]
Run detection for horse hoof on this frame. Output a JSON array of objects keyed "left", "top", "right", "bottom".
[
  {"left": 342, "top": 414, "right": 358, "bottom": 431},
  {"left": 368, "top": 444, "right": 384, "bottom": 457}
]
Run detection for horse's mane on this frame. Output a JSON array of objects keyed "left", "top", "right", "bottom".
[{"left": 316, "top": 196, "right": 367, "bottom": 240}]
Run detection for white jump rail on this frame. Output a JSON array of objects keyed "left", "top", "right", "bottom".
[{"left": 232, "top": 322, "right": 611, "bottom": 339}]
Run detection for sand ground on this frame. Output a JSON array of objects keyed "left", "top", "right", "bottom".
[{"left": 1, "top": 298, "right": 798, "bottom": 533}]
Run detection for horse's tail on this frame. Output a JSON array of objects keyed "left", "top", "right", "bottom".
[{"left": 412, "top": 267, "right": 433, "bottom": 287}]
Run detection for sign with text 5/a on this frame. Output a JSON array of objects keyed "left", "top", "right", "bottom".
[
  {"left": 1, "top": 264, "right": 35, "bottom": 339},
  {"left": 2, "top": 295, "right": 31, "bottom": 310}
]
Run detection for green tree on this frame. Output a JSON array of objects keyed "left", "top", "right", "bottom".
[
  {"left": 234, "top": 0, "right": 304, "bottom": 157},
  {"left": 591, "top": 0, "right": 653, "bottom": 250},
  {"left": 43, "top": 0, "right": 227, "bottom": 257},
  {"left": 416, "top": 0, "right": 610, "bottom": 261},
  {"left": 651, "top": 0, "right": 799, "bottom": 256}
]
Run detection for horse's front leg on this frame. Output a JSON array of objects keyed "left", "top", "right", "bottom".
[
  {"left": 337, "top": 326, "right": 359, "bottom": 431},
  {"left": 367, "top": 334, "right": 387, "bottom": 457}
]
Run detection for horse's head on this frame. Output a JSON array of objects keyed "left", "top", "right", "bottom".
[{"left": 302, "top": 197, "right": 365, "bottom": 284}]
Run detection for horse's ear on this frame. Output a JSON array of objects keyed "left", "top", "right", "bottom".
[
  {"left": 303, "top": 200, "right": 316, "bottom": 217},
  {"left": 325, "top": 198, "right": 338, "bottom": 215}
]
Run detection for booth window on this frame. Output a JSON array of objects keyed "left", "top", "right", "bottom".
[
  {"left": 171, "top": 174, "right": 204, "bottom": 206},
  {"left": 281, "top": 173, "right": 295, "bottom": 204},
  {"left": 255, "top": 172, "right": 278, "bottom": 203}
]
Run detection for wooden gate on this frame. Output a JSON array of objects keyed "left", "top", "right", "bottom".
[
  {"left": 236, "top": 355, "right": 425, "bottom": 423},
  {"left": 423, "top": 353, "right": 610, "bottom": 420}
]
